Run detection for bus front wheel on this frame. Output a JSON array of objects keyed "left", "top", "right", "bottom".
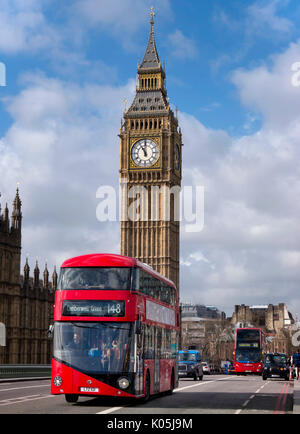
[{"left": 65, "top": 394, "right": 79, "bottom": 403}]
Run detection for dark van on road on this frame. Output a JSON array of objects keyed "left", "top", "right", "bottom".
[
  {"left": 178, "top": 350, "right": 203, "bottom": 381},
  {"left": 262, "top": 353, "right": 289, "bottom": 380}
]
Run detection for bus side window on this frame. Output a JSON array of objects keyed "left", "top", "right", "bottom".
[
  {"left": 161, "top": 282, "right": 167, "bottom": 303},
  {"left": 144, "top": 325, "right": 149, "bottom": 359},
  {"left": 132, "top": 268, "right": 140, "bottom": 291},
  {"left": 148, "top": 274, "right": 153, "bottom": 298},
  {"left": 149, "top": 276, "right": 155, "bottom": 298},
  {"left": 171, "top": 287, "right": 176, "bottom": 305},
  {"left": 155, "top": 277, "right": 161, "bottom": 301},
  {"left": 156, "top": 327, "right": 162, "bottom": 360},
  {"left": 140, "top": 270, "right": 146, "bottom": 294},
  {"left": 166, "top": 329, "right": 171, "bottom": 359},
  {"left": 171, "top": 330, "right": 177, "bottom": 359},
  {"left": 146, "top": 274, "right": 152, "bottom": 297}
]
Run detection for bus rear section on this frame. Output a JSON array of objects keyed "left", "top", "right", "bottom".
[
  {"left": 234, "top": 328, "right": 263, "bottom": 375},
  {"left": 50, "top": 253, "right": 179, "bottom": 403}
]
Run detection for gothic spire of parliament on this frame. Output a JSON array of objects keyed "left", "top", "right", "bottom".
[
  {"left": 119, "top": 8, "right": 183, "bottom": 290},
  {"left": 0, "top": 189, "right": 57, "bottom": 363}
]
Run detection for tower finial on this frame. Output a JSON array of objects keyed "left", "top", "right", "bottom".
[{"left": 150, "top": 6, "right": 155, "bottom": 30}]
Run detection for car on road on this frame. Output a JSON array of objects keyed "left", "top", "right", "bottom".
[
  {"left": 178, "top": 350, "right": 203, "bottom": 381},
  {"left": 262, "top": 352, "right": 290, "bottom": 380},
  {"left": 202, "top": 362, "right": 211, "bottom": 375}
]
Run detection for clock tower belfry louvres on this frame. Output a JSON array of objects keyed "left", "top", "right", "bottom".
[{"left": 119, "top": 10, "right": 182, "bottom": 290}]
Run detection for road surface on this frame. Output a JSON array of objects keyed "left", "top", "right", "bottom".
[{"left": 0, "top": 375, "right": 293, "bottom": 415}]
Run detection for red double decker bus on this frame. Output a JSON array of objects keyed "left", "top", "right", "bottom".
[
  {"left": 234, "top": 328, "right": 265, "bottom": 375},
  {"left": 51, "top": 253, "right": 180, "bottom": 403}
]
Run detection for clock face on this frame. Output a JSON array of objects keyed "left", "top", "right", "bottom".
[{"left": 131, "top": 139, "right": 159, "bottom": 168}]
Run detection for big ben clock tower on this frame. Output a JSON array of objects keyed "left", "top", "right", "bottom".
[{"left": 119, "top": 9, "right": 182, "bottom": 289}]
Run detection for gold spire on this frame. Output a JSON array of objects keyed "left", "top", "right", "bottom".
[{"left": 150, "top": 6, "right": 155, "bottom": 29}]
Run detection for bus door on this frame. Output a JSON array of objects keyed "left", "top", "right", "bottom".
[
  {"left": 135, "top": 321, "right": 144, "bottom": 395},
  {"left": 154, "top": 327, "right": 162, "bottom": 393}
]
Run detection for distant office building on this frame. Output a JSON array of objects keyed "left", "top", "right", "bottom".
[
  {"left": 181, "top": 303, "right": 226, "bottom": 320},
  {"left": 196, "top": 304, "right": 226, "bottom": 320},
  {"left": 180, "top": 303, "right": 231, "bottom": 361}
]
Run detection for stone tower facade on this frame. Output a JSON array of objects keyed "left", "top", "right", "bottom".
[
  {"left": 0, "top": 190, "right": 56, "bottom": 364},
  {"left": 119, "top": 11, "right": 182, "bottom": 289}
]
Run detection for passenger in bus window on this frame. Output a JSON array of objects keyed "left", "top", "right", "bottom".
[
  {"left": 88, "top": 339, "right": 102, "bottom": 358},
  {"left": 107, "top": 270, "right": 119, "bottom": 289},
  {"left": 111, "top": 339, "right": 121, "bottom": 370},
  {"left": 117, "top": 272, "right": 128, "bottom": 289},
  {"left": 66, "top": 270, "right": 81, "bottom": 289},
  {"left": 102, "top": 343, "right": 110, "bottom": 370},
  {"left": 78, "top": 270, "right": 93, "bottom": 288},
  {"left": 65, "top": 331, "right": 82, "bottom": 351}
]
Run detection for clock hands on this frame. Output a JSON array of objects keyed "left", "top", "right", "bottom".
[
  {"left": 141, "top": 141, "right": 148, "bottom": 157},
  {"left": 132, "top": 139, "right": 158, "bottom": 167}
]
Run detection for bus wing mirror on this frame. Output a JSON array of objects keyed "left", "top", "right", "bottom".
[{"left": 48, "top": 324, "right": 54, "bottom": 338}]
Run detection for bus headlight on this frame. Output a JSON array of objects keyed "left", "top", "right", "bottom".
[
  {"left": 117, "top": 377, "right": 130, "bottom": 390},
  {"left": 53, "top": 376, "right": 63, "bottom": 387}
]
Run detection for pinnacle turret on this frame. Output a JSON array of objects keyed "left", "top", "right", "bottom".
[{"left": 12, "top": 186, "right": 22, "bottom": 230}]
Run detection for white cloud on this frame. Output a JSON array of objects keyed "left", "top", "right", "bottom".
[
  {"left": 231, "top": 39, "right": 300, "bottom": 130},
  {"left": 178, "top": 40, "right": 300, "bottom": 316},
  {"left": 72, "top": 0, "right": 172, "bottom": 50},
  {"left": 0, "top": 0, "right": 60, "bottom": 54},
  {"left": 0, "top": 74, "right": 136, "bottom": 271},
  {"left": 167, "top": 30, "right": 198, "bottom": 60},
  {"left": 247, "top": 0, "right": 293, "bottom": 35}
]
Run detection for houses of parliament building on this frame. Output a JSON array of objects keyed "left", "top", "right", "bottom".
[{"left": 0, "top": 189, "right": 56, "bottom": 363}]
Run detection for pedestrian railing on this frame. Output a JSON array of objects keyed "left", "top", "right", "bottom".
[{"left": 0, "top": 364, "right": 51, "bottom": 379}]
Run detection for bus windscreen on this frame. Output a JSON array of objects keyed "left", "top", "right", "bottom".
[
  {"left": 58, "top": 267, "right": 131, "bottom": 290},
  {"left": 54, "top": 322, "right": 135, "bottom": 373}
]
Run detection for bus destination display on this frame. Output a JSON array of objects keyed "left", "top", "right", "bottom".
[{"left": 62, "top": 300, "right": 125, "bottom": 317}]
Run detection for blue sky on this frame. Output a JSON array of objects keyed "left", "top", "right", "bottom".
[
  {"left": 1, "top": 0, "right": 300, "bottom": 135},
  {"left": 1, "top": 0, "right": 300, "bottom": 316}
]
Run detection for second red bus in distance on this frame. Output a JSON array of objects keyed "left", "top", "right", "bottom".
[{"left": 234, "top": 328, "right": 265, "bottom": 375}]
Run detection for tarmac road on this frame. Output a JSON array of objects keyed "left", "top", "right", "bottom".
[{"left": 0, "top": 375, "right": 293, "bottom": 415}]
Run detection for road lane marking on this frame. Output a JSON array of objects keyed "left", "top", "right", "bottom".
[
  {"left": 274, "top": 382, "right": 290, "bottom": 415},
  {"left": 235, "top": 379, "right": 291, "bottom": 415},
  {"left": 235, "top": 383, "right": 267, "bottom": 414},
  {"left": 96, "top": 376, "right": 235, "bottom": 415},
  {"left": 175, "top": 376, "right": 237, "bottom": 393},
  {"left": 280, "top": 383, "right": 290, "bottom": 414},
  {"left": 0, "top": 394, "right": 40, "bottom": 404},
  {"left": 175, "top": 381, "right": 212, "bottom": 392},
  {"left": 96, "top": 380, "right": 214, "bottom": 414},
  {"left": 0, "top": 384, "right": 50, "bottom": 393},
  {"left": 97, "top": 406, "right": 126, "bottom": 414},
  {"left": 0, "top": 394, "right": 54, "bottom": 406}
]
